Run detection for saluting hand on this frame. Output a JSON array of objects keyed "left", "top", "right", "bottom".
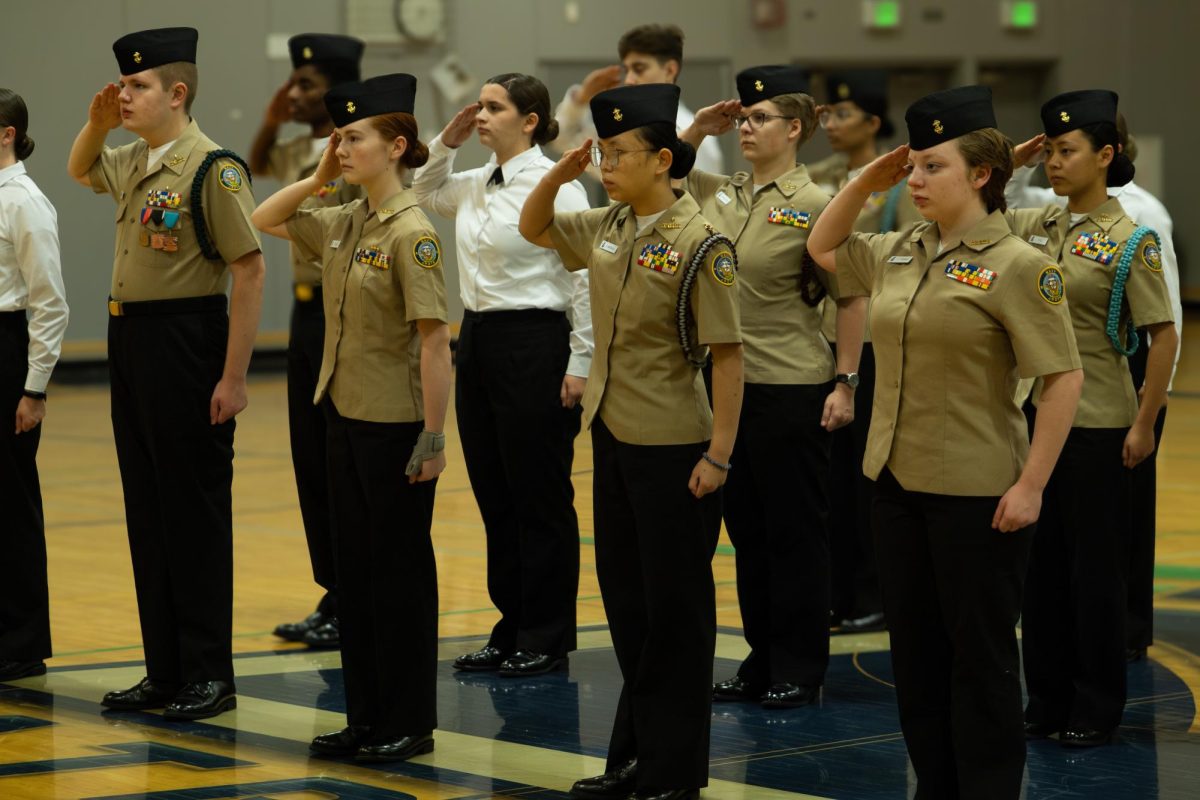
[
  {"left": 15, "top": 397, "right": 45, "bottom": 434},
  {"left": 547, "top": 139, "right": 592, "bottom": 185},
  {"left": 694, "top": 100, "right": 742, "bottom": 136},
  {"left": 89, "top": 83, "right": 123, "bottom": 130},
  {"left": 855, "top": 144, "right": 912, "bottom": 193},
  {"left": 992, "top": 480, "right": 1041, "bottom": 532},
  {"left": 313, "top": 134, "right": 342, "bottom": 184},
  {"left": 264, "top": 81, "right": 292, "bottom": 126},
  {"left": 441, "top": 102, "right": 481, "bottom": 148},
  {"left": 1013, "top": 133, "right": 1047, "bottom": 169},
  {"left": 577, "top": 65, "right": 623, "bottom": 105}
]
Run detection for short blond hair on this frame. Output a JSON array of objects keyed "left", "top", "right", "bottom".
[
  {"left": 770, "top": 92, "right": 818, "bottom": 149},
  {"left": 152, "top": 61, "right": 198, "bottom": 113}
]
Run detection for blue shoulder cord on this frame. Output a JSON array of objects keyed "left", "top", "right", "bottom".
[
  {"left": 1105, "top": 225, "right": 1158, "bottom": 356},
  {"left": 677, "top": 232, "right": 738, "bottom": 368}
]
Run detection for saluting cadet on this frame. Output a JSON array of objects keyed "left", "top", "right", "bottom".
[
  {"left": 520, "top": 84, "right": 743, "bottom": 800},
  {"left": 249, "top": 33, "right": 364, "bottom": 651},
  {"left": 679, "top": 65, "right": 866, "bottom": 708},
  {"left": 412, "top": 73, "right": 591, "bottom": 678},
  {"left": 809, "top": 69, "right": 922, "bottom": 635},
  {"left": 0, "top": 88, "right": 69, "bottom": 682},
  {"left": 252, "top": 73, "right": 451, "bottom": 763},
  {"left": 808, "top": 85, "right": 1083, "bottom": 799},
  {"left": 1008, "top": 90, "right": 1177, "bottom": 747},
  {"left": 67, "top": 27, "right": 265, "bottom": 721}
]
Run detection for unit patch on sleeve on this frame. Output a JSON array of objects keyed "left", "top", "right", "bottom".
[
  {"left": 1038, "top": 266, "right": 1065, "bottom": 305},
  {"left": 710, "top": 249, "right": 737, "bottom": 286},
  {"left": 412, "top": 236, "right": 441, "bottom": 269},
  {"left": 218, "top": 165, "right": 244, "bottom": 192},
  {"left": 1139, "top": 238, "right": 1163, "bottom": 272}
]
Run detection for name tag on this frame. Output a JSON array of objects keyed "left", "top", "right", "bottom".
[
  {"left": 1028, "top": 234, "right": 1049, "bottom": 246},
  {"left": 887, "top": 256, "right": 913, "bottom": 264},
  {"left": 599, "top": 240, "right": 619, "bottom": 254},
  {"left": 331, "top": 239, "right": 341, "bottom": 249},
  {"left": 716, "top": 190, "right": 732, "bottom": 205}
]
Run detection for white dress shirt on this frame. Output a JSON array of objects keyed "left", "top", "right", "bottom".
[
  {"left": 412, "top": 136, "right": 594, "bottom": 377},
  {"left": 553, "top": 85, "right": 725, "bottom": 179},
  {"left": 0, "top": 161, "right": 69, "bottom": 394},
  {"left": 1006, "top": 165, "right": 1183, "bottom": 388}
]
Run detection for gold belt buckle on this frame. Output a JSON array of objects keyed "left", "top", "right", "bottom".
[
  {"left": 108, "top": 299, "right": 124, "bottom": 317},
  {"left": 295, "top": 283, "right": 314, "bottom": 302}
]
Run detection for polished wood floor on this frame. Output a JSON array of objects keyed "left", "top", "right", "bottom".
[{"left": 2, "top": 311, "right": 1198, "bottom": 798}]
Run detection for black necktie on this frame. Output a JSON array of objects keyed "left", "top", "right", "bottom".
[{"left": 487, "top": 167, "right": 504, "bottom": 187}]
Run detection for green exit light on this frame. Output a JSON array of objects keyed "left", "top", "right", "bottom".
[
  {"left": 872, "top": 1, "right": 901, "bottom": 28},
  {"left": 1008, "top": 1, "right": 1038, "bottom": 28}
]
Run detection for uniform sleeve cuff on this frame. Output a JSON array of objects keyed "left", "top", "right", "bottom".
[
  {"left": 567, "top": 354, "right": 591, "bottom": 378},
  {"left": 24, "top": 368, "right": 52, "bottom": 394}
]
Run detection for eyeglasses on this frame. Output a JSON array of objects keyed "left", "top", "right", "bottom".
[
  {"left": 732, "top": 112, "right": 797, "bottom": 130},
  {"left": 819, "top": 108, "right": 868, "bottom": 128},
  {"left": 590, "top": 145, "right": 657, "bottom": 168}
]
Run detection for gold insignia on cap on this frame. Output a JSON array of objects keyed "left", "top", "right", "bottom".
[
  {"left": 133, "top": 51, "right": 142, "bottom": 64},
  {"left": 302, "top": 46, "right": 313, "bottom": 59},
  {"left": 755, "top": 80, "right": 764, "bottom": 92},
  {"left": 933, "top": 119, "right": 944, "bottom": 135},
  {"left": 613, "top": 108, "right": 623, "bottom": 121},
  {"left": 838, "top": 83, "right": 850, "bottom": 99},
  {"left": 1060, "top": 110, "right": 1070, "bottom": 122},
  {"left": 346, "top": 101, "right": 356, "bottom": 114}
]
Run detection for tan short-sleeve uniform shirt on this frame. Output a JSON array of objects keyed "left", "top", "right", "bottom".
[
  {"left": 548, "top": 190, "right": 741, "bottom": 445},
  {"left": 287, "top": 189, "right": 448, "bottom": 423},
  {"left": 836, "top": 211, "right": 1081, "bottom": 496},
  {"left": 1007, "top": 197, "right": 1174, "bottom": 428},
  {"left": 686, "top": 165, "right": 844, "bottom": 384},
  {"left": 88, "top": 119, "right": 261, "bottom": 302},
  {"left": 265, "top": 133, "right": 362, "bottom": 286}
]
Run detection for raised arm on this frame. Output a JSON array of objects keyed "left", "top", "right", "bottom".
[
  {"left": 67, "top": 83, "right": 122, "bottom": 187},
  {"left": 411, "top": 102, "right": 480, "bottom": 218},
  {"left": 248, "top": 81, "right": 293, "bottom": 176},
  {"left": 251, "top": 134, "right": 340, "bottom": 239},
  {"left": 808, "top": 145, "right": 911, "bottom": 271},
  {"left": 678, "top": 99, "right": 741, "bottom": 150},
  {"left": 519, "top": 139, "right": 591, "bottom": 249}
]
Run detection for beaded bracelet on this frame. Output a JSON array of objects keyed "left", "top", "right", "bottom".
[{"left": 702, "top": 452, "right": 732, "bottom": 472}]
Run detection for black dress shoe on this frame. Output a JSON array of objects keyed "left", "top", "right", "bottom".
[
  {"left": 355, "top": 733, "right": 434, "bottom": 762},
  {"left": 835, "top": 612, "right": 887, "bottom": 634},
  {"left": 0, "top": 660, "right": 47, "bottom": 681},
  {"left": 631, "top": 790, "right": 699, "bottom": 800},
  {"left": 712, "top": 675, "right": 762, "bottom": 702},
  {"left": 1126, "top": 646, "right": 1148, "bottom": 663},
  {"left": 274, "top": 610, "right": 329, "bottom": 642},
  {"left": 302, "top": 617, "right": 340, "bottom": 649},
  {"left": 569, "top": 758, "right": 637, "bottom": 798},
  {"left": 310, "top": 726, "right": 369, "bottom": 755},
  {"left": 499, "top": 650, "right": 566, "bottom": 677},
  {"left": 1024, "top": 721, "right": 1060, "bottom": 739},
  {"left": 163, "top": 681, "right": 237, "bottom": 720},
  {"left": 760, "top": 682, "right": 821, "bottom": 709},
  {"left": 1061, "top": 727, "right": 1117, "bottom": 747},
  {"left": 101, "top": 677, "right": 180, "bottom": 710},
  {"left": 453, "top": 645, "right": 508, "bottom": 672}
]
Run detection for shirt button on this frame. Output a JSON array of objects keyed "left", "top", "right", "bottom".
[
  {"left": 118, "top": 281, "right": 124, "bottom": 287},
  {"left": 123, "top": 249, "right": 128, "bottom": 255}
]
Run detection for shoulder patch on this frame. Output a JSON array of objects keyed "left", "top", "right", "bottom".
[
  {"left": 1038, "top": 266, "right": 1065, "bottom": 305},
  {"left": 218, "top": 164, "right": 244, "bottom": 192},
  {"left": 710, "top": 249, "right": 736, "bottom": 286},
  {"left": 1139, "top": 237, "right": 1163, "bottom": 272},
  {"left": 413, "top": 236, "right": 441, "bottom": 269}
]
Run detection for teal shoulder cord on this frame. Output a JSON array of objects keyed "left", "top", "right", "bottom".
[
  {"left": 677, "top": 232, "right": 738, "bottom": 367},
  {"left": 1105, "top": 225, "right": 1158, "bottom": 357},
  {"left": 880, "top": 182, "right": 903, "bottom": 233},
  {"left": 190, "top": 149, "right": 253, "bottom": 261}
]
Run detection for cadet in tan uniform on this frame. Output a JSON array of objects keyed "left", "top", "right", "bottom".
[
  {"left": 252, "top": 73, "right": 450, "bottom": 763},
  {"left": 808, "top": 85, "right": 1083, "bottom": 799},
  {"left": 66, "top": 27, "right": 265, "bottom": 721},
  {"left": 1007, "top": 90, "right": 1177, "bottom": 748},
  {"left": 249, "top": 33, "right": 364, "bottom": 650},
  {"left": 810, "top": 69, "right": 922, "bottom": 635},
  {"left": 520, "top": 84, "right": 743, "bottom": 800},
  {"left": 678, "top": 65, "right": 865, "bottom": 708}
]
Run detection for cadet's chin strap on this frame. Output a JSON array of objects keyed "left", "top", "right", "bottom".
[
  {"left": 1105, "top": 225, "right": 1158, "bottom": 357},
  {"left": 676, "top": 232, "right": 738, "bottom": 368},
  {"left": 405, "top": 431, "right": 446, "bottom": 477},
  {"left": 190, "top": 149, "right": 253, "bottom": 261}
]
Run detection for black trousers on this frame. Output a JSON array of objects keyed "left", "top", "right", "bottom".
[
  {"left": 592, "top": 418, "right": 721, "bottom": 791},
  {"left": 324, "top": 402, "right": 438, "bottom": 738},
  {"left": 456, "top": 309, "right": 581, "bottom": 656},
  {"left": 108, "top": 299, "right": 235, "bottom": 685},
  {"left": 873, "top": 468, "right": 1032, "bottom": 800},
  {"left": 0, "top": 312, "right": 50, "bottom": 662},
  {"left": 1126, "top": 334, "right": 1166, "bottom": 650},
  {"left": 287, "top": 290, "right": 335, "bottom": 616},
  {"left": 830, "top": 343, "right": 881, "bottom": 621},
  {"left": 724, "top": 381, "right": 832, "bottom": 688},
  {"left": 1023, "top": 427, "right": 1130, "bottom": 733}
]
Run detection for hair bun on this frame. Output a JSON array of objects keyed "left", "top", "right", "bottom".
[
  {"left": 404, "top": 138, "right": 430, "bottom": 170},
  {"left": 1107, "top": 151, "right": 1135, "bottom": 187},
  {"left": 668, "top": 139, "right": 696, "bottom": 179},
  {"left": 15, "top": 134, "right": 34, "bottom": 160},
  {"left": 540, "top": 118, "right": 560, "bottom": 145}
]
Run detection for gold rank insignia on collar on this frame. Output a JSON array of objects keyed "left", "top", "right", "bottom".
[
  {"left": 346, "top": 101, "right": 356, "bottom": 114},
  {"left": 933, "top": 119, "right": 944, "bottom": 135},
  {"left": 659, "top": 216, "right": 682, "bottom": 229},
  {"left": 967, "top": 239, "right": 991, "bottom": 246},
  {"left": 133, "top": 51, "right": 142, "bottom": 64},
  {"left": 780, "top": 181, "right": 797, "bottom": 192},
  {"left": 613, "top": 108, "right": 623, "bottom": 121},
  {"left": 380, "top": 208, "right": 393, "bottom": 215},
  {"left": 755, "top": 80, "right": 764, "bottom": 92},
  {"left": 167, "top": 154, "right": 185, "bottom": 167},
  {"left": 1097, "top": 213, "right": 1113, "bottom": 223}
]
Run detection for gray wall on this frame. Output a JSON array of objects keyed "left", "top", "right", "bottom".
[{"left": 2, "top": 0, "right": 1196, "bottom": 354}]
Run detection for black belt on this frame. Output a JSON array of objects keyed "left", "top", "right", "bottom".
[
  {"left": 108, "top": 295, "right": 226, "bottom": 317},
  {"left": 0, "top": 309, "right": 27, "bottom": 326},
  {"left": 462, "top": 308, "right": 566, "bottom": 323},
  {"left": 294, "top": 283, "right": 323, "bottom": 303}
]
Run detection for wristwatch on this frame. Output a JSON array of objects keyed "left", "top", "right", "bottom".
[{"left": 835, "top": 373, "right": 860, "bottom": 390}]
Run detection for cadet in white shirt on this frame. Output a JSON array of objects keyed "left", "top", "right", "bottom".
[
  {"left": 0, "top": 88, "right": 69, "bottom": 682},
  {"left": 412, "top": 73, "right": 592, "bottom": 677}
]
